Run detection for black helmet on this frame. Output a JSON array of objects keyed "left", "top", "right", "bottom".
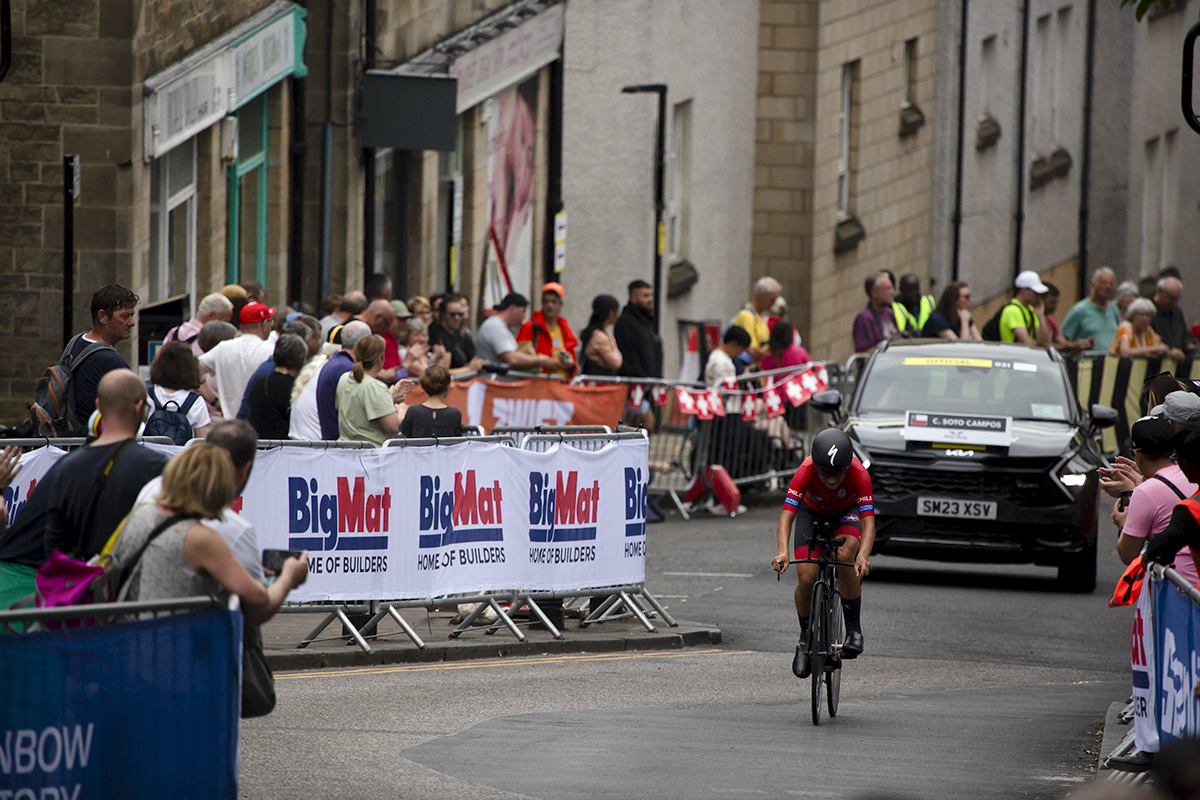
[{"left": 812, "top": 429, "right": 853, "bottom": 474}]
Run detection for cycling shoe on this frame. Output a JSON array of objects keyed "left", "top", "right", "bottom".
[
  {"left": 841, "top": 629, "right": 864, "bottom": 659},
  {"left": 792, "top": 633, "right": 810, "bottom": 678}
]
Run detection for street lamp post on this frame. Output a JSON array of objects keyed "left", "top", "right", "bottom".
[{"left": 622, "top": 83, "right": 667, "bottom": 335}]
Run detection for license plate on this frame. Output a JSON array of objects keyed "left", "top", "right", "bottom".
[{"left": 916, "top": 497, "right": 997, "bottom": 520}]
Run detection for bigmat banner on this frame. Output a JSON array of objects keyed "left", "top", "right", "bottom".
[
  {"left": 405, "top": 378, "right": 628, "bottom": 430},
  {"left": 2, "top": 446, "right": 68, "bottom": 527},
  {"left": 0, "top": 606, "right": 241, "bottom": 799},
  {"left": 236, "top": 438, "right": 649, "bottom": 601}
]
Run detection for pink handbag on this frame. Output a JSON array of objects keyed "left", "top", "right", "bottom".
[{"left": 34, "top": 550, "right": 107, "bottom": 628}]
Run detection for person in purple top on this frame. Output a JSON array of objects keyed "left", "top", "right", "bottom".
[
  {"left": 315, "top": 321, "right": 371, "bottom": 440},
  {"left": 852, "top": 272, "right": 900, "bottom": 353}
]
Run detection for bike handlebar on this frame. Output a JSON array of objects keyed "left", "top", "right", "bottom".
[{"left": 775, "top": 557, "right": 859, "bottom": 579}]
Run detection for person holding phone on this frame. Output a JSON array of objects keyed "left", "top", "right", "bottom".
[{"left": 115, "top": 443, "right": 308, "bottom": 620}]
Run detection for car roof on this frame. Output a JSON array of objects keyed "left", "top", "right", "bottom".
[{"left": 877, "top": 339, "right": 1057, "bottom": 363}]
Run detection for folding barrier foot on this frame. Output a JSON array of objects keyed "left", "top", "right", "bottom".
[
  {"left": 524, "top": 595, "right": 564, "bottom": 640},
  {"left": 638, "top": 589, "right": 678, "bottom": 627},
  {"left": 298, "top": 610, "right": 338, "bottom": 649},
  {"left": 334, "top": 606, "right": 374, "bottom": 654},
  {"left": 579, "top": 593, "right": 621, "bottom": 628},
  {"left": 620, "top": 590, "right": 656, "bottom": 632}
]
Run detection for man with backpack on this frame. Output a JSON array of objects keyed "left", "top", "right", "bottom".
[
  {"left": 981, "top": 270, "right": 1053, "bottom": 346},
  {"left": 0, "top": 370, "right": 169, "bottom": 603},
  {"left": 35, "top": 285, "right": 139, "bottom": 437}
]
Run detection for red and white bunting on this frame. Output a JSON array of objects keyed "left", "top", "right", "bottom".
[
  {"left": 694, "top": 391, "right": 713, "bottom": 420},
  {"left": 676, "top": 387, "right": 697, "bottom": 415},
  {"left": 628, "top": 384, "right": 645, "bottom": 410},
  {"left": 707, "top": 389, "right": 725, "bottom": 417},
  {"left": 652, "top": 386, "right": 670, "bottom": 406},
  {"left": 783, "top": 376, "right": 808, "bottom": 407},
  {"left": 742, "top": 394, "right": 757, "bottom": 422},
  {"left": 763, "top": 387, "right": 785, "bottom": 418}
]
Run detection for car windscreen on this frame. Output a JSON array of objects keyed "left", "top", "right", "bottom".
[{"left": 856, "top": 353, "right": 1074, "bottom": 422}]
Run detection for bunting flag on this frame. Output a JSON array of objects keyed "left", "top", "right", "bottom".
[
  {"left": 628, "top": 384, "right": 645, "bottom": 410},
  {"left": 652, "top": 386, "right": 670, "bottom": 406},
  {"left": 707, "top": 389, "right": 726, "bottom": 417},
  {"left": 676, "top": 387, "right": 697, "bottom": 415},
  {"left": 742, "top": 394, "right": 757, "bottom": 422},
  {"left": 763, "top": 387, "right": 785, "bottom": 418},
  {"left": 694, "top": 391, "right": 713, "bottom": 421}
]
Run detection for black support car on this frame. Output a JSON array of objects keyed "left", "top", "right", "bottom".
[{"left": 811, "top": 340, "right": 1117, "bottom": 592}]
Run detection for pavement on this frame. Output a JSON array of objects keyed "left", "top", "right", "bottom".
[{"left": 261, "top": 603, "right": 723, "bottom": 671}]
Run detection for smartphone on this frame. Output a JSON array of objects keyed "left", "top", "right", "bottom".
[{"left": 262, "top": 548, "right": 303, "bottom": 575}]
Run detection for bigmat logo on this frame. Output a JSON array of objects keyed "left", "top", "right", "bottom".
[
  {"left": 417, "top": 471, "right": 506, "bottom": 571},
  {"left": 288, "top": 477, "right": 390, "bottom": 551},
  {"left": 528, "top": 471, "right": 599, "bottom": 543},
  {"left": 624, "top": 467, "right": 648, "bottom": 558}
]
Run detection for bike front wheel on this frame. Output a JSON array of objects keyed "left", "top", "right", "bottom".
[
  {"left": 808, "top": 581, "right": 828, "bottom": 725},
  {"left": 827, "top": 593, "right": 843, "bottom": 717}
]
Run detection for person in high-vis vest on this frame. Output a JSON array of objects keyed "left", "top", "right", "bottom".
[
  {"left": 891, "top": 274, "right": 936, "bottom": 336},
  {"left": 1144, "top": 423, "right": 1200, "bottom": 578}
]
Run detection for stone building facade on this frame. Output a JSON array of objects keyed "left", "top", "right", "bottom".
[
  {"left": 752, "top": 0, "right": 940, "bottom": 362},
  {"left": 0, "top": 0, "right": 304, "bottom": 424}
]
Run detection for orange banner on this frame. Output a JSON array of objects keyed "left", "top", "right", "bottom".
[{"left": 405, "top": 378, "right": 628, "bottom": 431}]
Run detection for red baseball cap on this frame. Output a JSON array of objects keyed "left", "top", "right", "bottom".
[{"left": 240, "top": 302, "right": 276, "bottom": 325}]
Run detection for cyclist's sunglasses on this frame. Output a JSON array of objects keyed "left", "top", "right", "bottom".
[{"left": 815, "top": 464, "right": 848, "bottom": 481}]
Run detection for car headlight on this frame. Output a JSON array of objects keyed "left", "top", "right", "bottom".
[{"left": 1056, "top": 453, "right": 1094, "bottom": 495}]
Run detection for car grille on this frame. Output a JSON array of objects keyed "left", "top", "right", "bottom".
[{"left": 869, "top": 461, "right": 1067, "bottom": 506}]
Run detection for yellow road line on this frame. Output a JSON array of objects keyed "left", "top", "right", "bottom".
[{"left": 276, "top": 648, "right": 751, "bottom": 681}]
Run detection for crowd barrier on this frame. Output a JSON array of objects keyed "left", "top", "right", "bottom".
[
  {"left": 571, "top": 362, "right": 834, "bottom": 515},
  {"left": 0, "top": 596, "right": 241, "bottom": 799},
  {"left": 1120, "top": 565, "right": 1200, "bottom": 760}
]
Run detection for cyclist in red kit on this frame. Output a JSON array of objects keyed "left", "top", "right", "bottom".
[{"left": 771, "top": 429, "right": 875, "bottom": 678}]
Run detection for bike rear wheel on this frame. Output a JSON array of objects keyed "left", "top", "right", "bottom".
[
  {"left": 808, "top": 581, "right": 828, "bottom": 725},
  {"left": 827, "top": 593, "right": 843, "bottom": 717}
]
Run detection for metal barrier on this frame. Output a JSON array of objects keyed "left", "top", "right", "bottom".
[
  {"left": 381, "top": 434, "right": 514, "bottom": 448},
  {"left": 570, "top": 375, "right": 705, "bottom": 518},
  {"left": 519, "top": 430, "right": 646, "bottom": 452},
  {"left": 0, "top": 595, "right": 228, "bottom": 633},
  {"left": 493, "top": 424, "right": 611, "bottom": 447},
  {"left": 1, "top": 435, "right": 174, "bottom": 451}
]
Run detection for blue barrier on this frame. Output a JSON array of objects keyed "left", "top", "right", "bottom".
[
  {"left": 0, "top": 600, "right": 240, "bottom": 799},
  {"left": 1152, "top": 567, "right": 1200, "bottom": 744}
]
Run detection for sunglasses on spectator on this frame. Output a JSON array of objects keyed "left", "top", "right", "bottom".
[{"left": 448, "top": 311, "right": 466, "bottom": 318}]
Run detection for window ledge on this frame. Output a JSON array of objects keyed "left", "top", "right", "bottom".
[
  {"left": 899, "top": 103, "right": 925, "bottom": 138},
  {"left": 835, "top": 214, "right": 866, "bottom": 254},
  {"left": 1030, "top": 147, "right": 1072, "bottom": 190}
]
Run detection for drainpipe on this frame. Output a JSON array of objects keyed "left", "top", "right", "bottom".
[
  {"left": 951, "top": 0, "right": 969, "bottom": 281},
  {"left": 363, "top": 0, "right": 377, "bottom": 280},
  {"left": 1077, "top": 0, "right": 1096, "bottom": 299},
  {"left": 1013, "top": 0, "right": 1031, "bottom": 281},
  {"left": 318, "top": 0, "right": 335, "bottom": 301}
]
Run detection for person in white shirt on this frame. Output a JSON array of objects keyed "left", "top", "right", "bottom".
[
  {"left": 199, "top": 302, "right": 276, "bottom": 419},
  {"left": 704, "top": 326, "right": 751, "bottom": 414},
  {"left": 133, "top": 420, "right": 265, "bottom": 582},
  {"left": 289, "top": 346, "right": 331, "bottom": 441}
]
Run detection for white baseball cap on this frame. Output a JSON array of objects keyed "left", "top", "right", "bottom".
[
  {"left": 1014, "top": 270, "right": 1049, "bottom": 294},
  {"left": 1150, "top": 390, "right": 1200, "bottom": 424}
]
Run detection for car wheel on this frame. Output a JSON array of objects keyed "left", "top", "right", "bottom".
[{"left": 1057, "top": 540, "right": 1097, "bottom": 593}]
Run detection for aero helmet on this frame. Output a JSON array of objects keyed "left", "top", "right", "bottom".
[{"left": 812, "top": 429, "right": 853, "bottom": 473}]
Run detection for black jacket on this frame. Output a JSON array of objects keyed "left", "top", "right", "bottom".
[{"left": 614, "top": 303, "right": 663, "bottom": 379}]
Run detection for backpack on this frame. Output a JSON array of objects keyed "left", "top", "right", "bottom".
[
  {"left": 31, "top": 334, "right": 117, "bottom": 437},
  {"left": 981, "top": 301, "right": 1034, "bottom": 342},
  {"left": 144, "top": 387, "right": 200, "bottom": 445}
]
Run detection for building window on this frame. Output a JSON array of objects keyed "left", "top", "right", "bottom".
[
  {"left": 1053, "top": 6, "right": 1071, "bottom": 144},
  {"left": 902, "top": 39, "right": 918, "bottom": 108},
  {"left": 227, "top": 93, "right": 270, "bottom": 286},
  {"left": 667, "top": 100, "right": 692, "bottom": 260},
  {"left": 438, "top": 119, "right": 464, "bottom": 291},
  {"left": 980, "top": 35, "right": 996, "bottom": 117},
  {"left": 837, "top": 62, "right": 858, "bottom": 220},
  {"left": 150, "top": 137, "right": 197, "bottom": 314},
  {"left": 1142, "top": 131, "right": 1179, "bottom": 274}
]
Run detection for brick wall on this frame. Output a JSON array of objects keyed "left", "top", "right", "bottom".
[
  {"left": 0, "top": 0, "right": 284, "bottom": 425},
  {"left": 807, "top": 0, "right": 940, "bottom": 362},
  {"left": 753, "top": 0, "right": 818, "bottom": 343}
]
